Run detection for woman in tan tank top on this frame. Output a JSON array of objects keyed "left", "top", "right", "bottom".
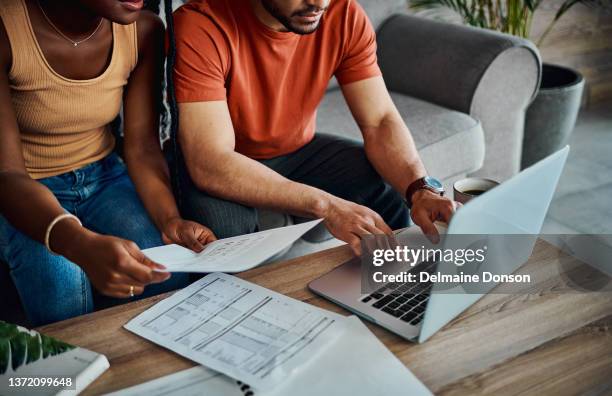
[{"left": 0, "top": 0, "right": 216, "bottom": 326}]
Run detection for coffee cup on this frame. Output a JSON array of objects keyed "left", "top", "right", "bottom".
[{"left": 453, "top": 178, "right": 499, "bottom": 204}]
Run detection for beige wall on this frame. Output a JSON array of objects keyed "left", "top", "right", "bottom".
[{"left": 530, "top": 1, "right": 612, "bottom": 106}]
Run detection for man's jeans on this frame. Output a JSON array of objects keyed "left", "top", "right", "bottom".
[
  {"left": 0, "top": 153, "right": 189, "bottom": 326},
  {"left": 177, "top": 134, "right": 410, "bottom": 239}
]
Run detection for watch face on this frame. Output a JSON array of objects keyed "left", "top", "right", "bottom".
[{"left": 424, "top": 176, "right": 443, "bottom": 191}]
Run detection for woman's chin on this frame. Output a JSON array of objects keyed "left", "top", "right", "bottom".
[{"left": 85, "top": 0, "right": 143, "bottom": 25}]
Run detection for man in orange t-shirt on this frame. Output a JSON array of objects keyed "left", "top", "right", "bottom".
[{"left": 172, "top": 0, "right": 458, "bottom": 255}]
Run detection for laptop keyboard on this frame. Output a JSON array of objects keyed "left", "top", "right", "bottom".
[{"left": 361, "top": 260, "right": 437, "bottom": 326}]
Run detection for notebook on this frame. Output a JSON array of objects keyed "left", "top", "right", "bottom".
[
  {"left": 108, "top": 316, "right": 432, "bottom": 396},
  {"left": 0, "top": 321, "right": 109, "bottom": 396}
]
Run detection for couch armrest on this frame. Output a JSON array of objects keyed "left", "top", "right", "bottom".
[{"left": 377, "top": 14, "right": 541, "bottom": 181}]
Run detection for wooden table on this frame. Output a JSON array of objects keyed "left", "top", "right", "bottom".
[{"left": 38, "top": 240, "right": 612, "bottom": 395}]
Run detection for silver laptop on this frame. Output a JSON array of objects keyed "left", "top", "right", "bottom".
[{"left": 309, "top": 147, "right": 569, "bottom": 343}]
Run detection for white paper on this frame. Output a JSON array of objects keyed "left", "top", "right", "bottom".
[
  {"left": 124, "top": 272, "right": 346, "bottom": 391},
  {"left": 114, "top": 316, "right": 431, "bottom": 396},
  {"left": 103, "top": 366, "right": 243, "bottom": 396},
  {"left": 143, "top": 219, "right": 323, "bottom": 273},
  {"left": 266, "top": 316, "right": 432, "bottom": 396}
]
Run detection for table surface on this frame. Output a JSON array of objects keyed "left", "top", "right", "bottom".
[{"left": 38, "top": 239, "right": 612, "bottom": 395}]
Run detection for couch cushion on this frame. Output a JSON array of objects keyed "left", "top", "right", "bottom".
[{"left": 316, "top": 89, "right": 485, "bottom": 181}]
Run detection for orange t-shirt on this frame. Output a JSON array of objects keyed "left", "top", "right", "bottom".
[{"left": 172, "top": 0, "right": 381, "bottom": 159}]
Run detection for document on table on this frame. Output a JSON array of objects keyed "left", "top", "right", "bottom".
[
  {"left": 113, "top": 316, "right": 432, "bottom": 396},
  {"left": 104, "top": 366, "right": 243, "bottom": 396},
  {"left": 143, "top": 219, "right": 323, "bottom": 273},
  {"left": 124, "top": 272, "right": 346, "bottom": 391}
]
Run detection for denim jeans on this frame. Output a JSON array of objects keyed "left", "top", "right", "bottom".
[
  {"left": 176, "top": 134, "right": 410, "bottom": 239},
  {"left": 0, "top": 153, "right": 189, "bottom": 326}
]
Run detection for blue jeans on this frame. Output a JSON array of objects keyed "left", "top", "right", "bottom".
[{"left": 0, "top": 154, "right": 189, "bottom": 326}]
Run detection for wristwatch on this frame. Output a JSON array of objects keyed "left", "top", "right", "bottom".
[{"left": 405, "top": 176, "right": 445, "bottom": 208}]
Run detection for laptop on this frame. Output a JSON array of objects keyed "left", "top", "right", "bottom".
[{"left": 309, "top": 147, "right": 569, "bottom": 343}]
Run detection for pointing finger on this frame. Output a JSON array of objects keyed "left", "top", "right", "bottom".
[{"left": 411, "top": 209, "right": 440, "bottom": 244}]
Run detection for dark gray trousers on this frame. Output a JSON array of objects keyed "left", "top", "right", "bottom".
[{"left": 175, "top": 134, "right": 409, "bottom": 239}]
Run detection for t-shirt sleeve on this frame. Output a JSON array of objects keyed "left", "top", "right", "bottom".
[
  {"left": 334, "top": 0, "right": 382, "bottom": 85},
  {"left": 171, "top": 7, "right": 229, "bottom": 102}
]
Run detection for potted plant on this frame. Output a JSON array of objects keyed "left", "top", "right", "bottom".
[{"left": 408, "top": 0, "right": 608, "bottom": 168}]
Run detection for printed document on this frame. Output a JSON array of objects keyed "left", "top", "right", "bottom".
[
  {"left": 112, "top": 316, "right": 432, "bottom": 396},
  {"left": 143, "top": 219, "right": 323, "bottom": 273},
  {"left": 104, "top": 366, "right": 243, "bottom": 396},
  {"left": 124, "top": 272, "right": 346, "bottom": 391}
]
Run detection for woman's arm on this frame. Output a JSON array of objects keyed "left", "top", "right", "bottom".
[
  {"left": 0, "top": 26, "right": 81, "bottom": 255},
  {"left": 0, "top": 20, "right": 169, "bottom": 298},
  {"left": 122, "top": 11, "right": 216, "bottom": 252}
]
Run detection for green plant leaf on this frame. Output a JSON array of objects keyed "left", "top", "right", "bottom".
[
  {"left": 41, "top": 334, "right": 75, "bottom": 359},
  {"left": 0, "top": 321, "right": 76, "bottom": 373},
  {"left": 0, "top": 321, "right": 20, "bottom": 341},
  {"left": 409, "top": 0, "right": 536, "bottom": 35},
  {"left": 555, "top": 0, "right": 583, "bottom": 21},
  {"left": 26, "top": 333, "right": 41, "bottom": 364},
  {"left": 0, "top": 340, "right": 9, "bottom": 375},
  {"left": 9, "top": 333, "right": 27, "bottom": 371}
]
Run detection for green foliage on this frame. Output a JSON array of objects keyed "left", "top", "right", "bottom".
[
  {"left": 0, "top": 321, "right": 75, "bottom": 375},
  {"left": 40, "top": 334, "right": 75, "bottom": 359},
  {"left": 409, "top": 0, "right": 607, "bottom": 45},
  {"left": 26, "top": 333, "right": 42, "bottom": 364},
  {"left": 0, "top": 340, "right": 9, "bottom": 375},
  {"left": 0, "top": 322, "right": 19, "bottom": 339},
  {"left": 9, "top": 333, "right": 27, "bottom": 371}
]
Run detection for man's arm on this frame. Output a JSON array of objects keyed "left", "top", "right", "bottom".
[
  {"left": 341, "top": 76, "right": 458, "bottom": 239},
  {"left": 179, "top": 101, "right": 393, "bottom": 255}
]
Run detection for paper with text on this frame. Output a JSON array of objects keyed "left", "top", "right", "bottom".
[
  {"left": 124, "top": 273, "right": 346, "bottom": 391},
  {"left": 143, "top": 219, "right": 323, "bottom": 273},
  {"left": 104, "top": 366, "right": 243, "bottom": 396},
  {"left": 112, "top": 316, "right": 432, "bottom": 396}
]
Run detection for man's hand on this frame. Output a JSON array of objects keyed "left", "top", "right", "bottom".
[
  {"left": 161, "top": 217, "right": 217, "bottom": 252},
  {"left": 322, "top": 197, "right": 393, "bottom": 256},
  {"left": 72, "top": 232, "right": 171, "bottom": 299},
  {"left": 410, "top": 189, "right": 461, "bottom": 243}
]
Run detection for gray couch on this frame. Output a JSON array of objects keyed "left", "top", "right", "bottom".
[{"left": 261, "top": 1, "right": 541, "bottom": 250}]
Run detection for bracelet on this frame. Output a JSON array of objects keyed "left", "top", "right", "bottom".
[{"left": 44, "top": 213, "right": 82, "bottom": 255}]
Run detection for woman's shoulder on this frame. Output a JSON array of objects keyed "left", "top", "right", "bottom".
[
  {"left": 136, "top": 10, "right": 165, "bottom": 49},
  {"left": 123, "top": 9, "right": 164, "bottom": 64},
  {"left": 136, "top": 9, "right": 164, "bottom": 37}
]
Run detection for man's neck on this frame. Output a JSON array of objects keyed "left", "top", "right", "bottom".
[
  {"left": 37, "top": 0, "right": 102, "bottom": 36},
  {"left": 249, "top": 0, "right": 288, "bottom": 32}
]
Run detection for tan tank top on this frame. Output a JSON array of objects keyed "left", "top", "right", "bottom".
[{"left": 0, "top": 0, "right": 138, "bottom": 179}]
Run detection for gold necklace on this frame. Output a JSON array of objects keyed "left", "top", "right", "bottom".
[{"left": 37, "top": 1, "right": 104, "bottom": 47}]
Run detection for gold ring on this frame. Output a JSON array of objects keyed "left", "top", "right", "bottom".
[{"left": 129, "top": 285, "right": 135, "bottom": 297}]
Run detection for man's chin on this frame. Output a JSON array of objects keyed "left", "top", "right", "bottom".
[{"left": 288, "top": 21, "right": 321, "bottom": 35}]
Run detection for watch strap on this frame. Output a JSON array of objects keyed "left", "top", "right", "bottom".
[{"left": 405, "top": 177, "right": 444, "bottom": 209}]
